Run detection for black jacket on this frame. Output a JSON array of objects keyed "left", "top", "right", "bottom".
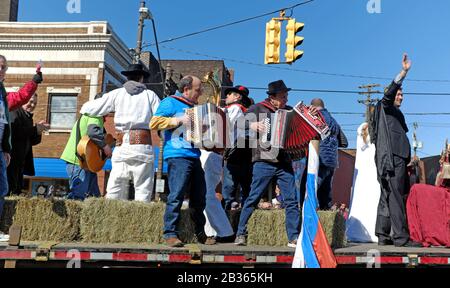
[
  {"left": 382, "top": 81, "right": 411, "bottom": 159},
  {"left": 371, "top": 81, "right": 411, "bottom": 179},
  {"left": 246, "top": 100, "right": 291, "bottom": 164},
  {"left": 9, "top": 108, "right": 41, "bottom": 176}
]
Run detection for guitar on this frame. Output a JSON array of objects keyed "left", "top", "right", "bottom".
[{"left": 77, "top": 134, "right": 115, "bottom": 173}]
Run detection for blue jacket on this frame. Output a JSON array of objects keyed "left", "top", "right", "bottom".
[
  {"left": 319, "top": 108, "right": 340, "bottom": 168},
  {"left": 153, "top": 96, "right": 201, "bottom": 160}
]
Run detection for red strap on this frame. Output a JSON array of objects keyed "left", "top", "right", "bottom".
[
  {"left": 226, "top": 103, "right": 247, "bottom": 113},
  {"left": 259, "top": 100, "right": 276, "bottom": 113},
  {"left": 170, "top": 95, "right": 195, "bottom": 107}
]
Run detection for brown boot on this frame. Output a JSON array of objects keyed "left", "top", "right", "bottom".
[
  {"left": 165, "top": 237, "right": 184, "bottom": 247},
  {"left": 204, "top": 236, "right": 217, "bottom": 245}
]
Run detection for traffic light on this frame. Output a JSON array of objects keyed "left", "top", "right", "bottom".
[
  {"left": 285, "top": 19, "right": 304, "bottom": 64},
  {"left": 265, "top": 19, "right": 281, "bottom": 64}
]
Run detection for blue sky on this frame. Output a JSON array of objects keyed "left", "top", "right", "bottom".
[{"left": 18, "top": 0, "right": 450, "bottom": 156}]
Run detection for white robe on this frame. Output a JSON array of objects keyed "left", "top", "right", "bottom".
[
  {"left": 80, "top": 86, "right": 160, "bottom": 202},
  {"left": 346, "top": 123, "right": 381, "bottom": 243},
  {"left": 201, "top": 151, "right": 234, "bottom": 238}
]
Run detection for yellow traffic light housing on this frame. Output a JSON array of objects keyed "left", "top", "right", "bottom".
[
  {"left": 265, "top": 19, "right": 281, "bottom": 64},
  {"left": 285, "top": 19, "right": 304, "bottom": 64}
]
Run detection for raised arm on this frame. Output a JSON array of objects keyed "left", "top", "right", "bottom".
[
  {"left": 7, "top": 76, "right": 40, "bottom": 111},
  {"left": 383, "top": 53, "right": 411, "bottom": 105}
]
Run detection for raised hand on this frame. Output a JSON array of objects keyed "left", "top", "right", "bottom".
[
  {"left": 32, "top": 72, "right": 43, "bottom": 84},
  {"left": 36, "top": 120, "right": 50, "bottom": 135},
  {"left": 402, "top": 53, "right": 412, "bottom": 72}
]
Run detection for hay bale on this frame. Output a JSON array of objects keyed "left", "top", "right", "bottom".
[
  {"left": 247, "top": 209, "right": 346, "bottom": 248},
  {"left": 80, "top": 198, "right": 196, "bottom": 244},
  {"left": 248, "top": 209, "right": 288, "bottom": 246},
  {"left": 318, "top": 211, "right": 347, "bottom": 248},
  {"left": 4, "top": 197, "right": 83, "bottom": 242}
]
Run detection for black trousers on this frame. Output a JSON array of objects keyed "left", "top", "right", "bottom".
[
  {"left": 317, "top": 164, "right": 335, "bottom": 210},
  {"left": 7, "top": 160, "right": 24, "bottom": 195},
  {"left": 375, "top": 155, "right": 410, "bottom": 246}
]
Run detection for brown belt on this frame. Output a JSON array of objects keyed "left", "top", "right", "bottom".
[{"left": 115, "top": 130, "right": 152, "bottom": 146}]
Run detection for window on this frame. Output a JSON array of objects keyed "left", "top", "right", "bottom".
[{"left": 49, "top": 94, "right": 77, "bottom": 130}]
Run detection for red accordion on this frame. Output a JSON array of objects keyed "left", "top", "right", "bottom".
[{"left": 264, "top": 101, "right": 330, "bottom": 160}]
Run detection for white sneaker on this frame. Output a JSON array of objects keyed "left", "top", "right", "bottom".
[
  {"left": 287, "top": 240, "right": 297, "bottom": 248},
  {"left": 0, "top": 232, "right": 10, "bottom": 242}
]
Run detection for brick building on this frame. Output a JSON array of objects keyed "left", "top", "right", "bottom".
[
  {"left": 0, "top": 21, "right": 132, "bottom": 195},
  {"left": 141, "top": 51, "right": 234, "bottom": 104},
  {"left": 0, "top": 22, "right": 236, "bottom": 197}
]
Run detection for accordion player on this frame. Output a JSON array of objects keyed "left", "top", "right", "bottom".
[
  {"left": 185, "top": 103, "right": 230, "bottom": 150},
  {"left": 261, "top": 101, "right": 330, "bottom": 160}
]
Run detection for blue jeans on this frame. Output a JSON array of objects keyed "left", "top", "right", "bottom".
[
  {"left": 292, "top": 158, "right": 307, "bottom": 207},
  {"left": 222, "top": 162, "right": 252, "bottom": 210},
  {"left": 66, "top": 163, "right": 100, "bottom": 200},
  {"left": 0, "top": 154, "right": 8, "bottom": 221},
  {"left": 237, "top": 161, "right": 300, "bottom": 241},
  {"left": 317, "top": 164, "right": 335, "bottom": 210},
  {"left": 164, "top": 157, "right": 206, "bottom": 239}
]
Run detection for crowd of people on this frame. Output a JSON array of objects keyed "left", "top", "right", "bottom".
[{"left": 1, "top": 53, "right": 441, "bottom": 248}]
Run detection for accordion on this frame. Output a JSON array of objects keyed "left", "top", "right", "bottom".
[
  {"left": 185, "top": 103, "right": 229, "bottom": 149},
  {"left": 262, "top": 101, "right": 330, "bottom": 160}
]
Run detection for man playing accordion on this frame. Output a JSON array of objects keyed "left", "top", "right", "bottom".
[{"left": 235, "top": 80, "right": 319, "bottom": 247}]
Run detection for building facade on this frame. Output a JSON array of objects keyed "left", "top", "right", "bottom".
[
  {"left": 0, "top": 21, "right": 236, "bottom": 197},
  {"left": 0, "top": 21, "right": 132, "bottom": 195},
  {"left": 0, "top": 0, "right": 19, "bottom": 22}
]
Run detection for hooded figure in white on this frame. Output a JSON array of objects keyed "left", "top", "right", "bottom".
[
  {"left": 346, "top": 122, "right": 381, "bottom": 242},
  {"left": 80, "top": 73, "right": 160, "bottom": 202}
]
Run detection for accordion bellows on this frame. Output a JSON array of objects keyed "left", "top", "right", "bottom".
[
  {"left": 185, "top": 101, "right": 330, "bottom": 159},
  {"left": 185, "top": 103, "right": 229, "bottom": 149},
  {"left": 264, "top": 102, "right": 330, "bottom": 160}
]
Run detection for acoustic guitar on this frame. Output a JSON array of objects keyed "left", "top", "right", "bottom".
[{"left": 77, "top": 134, "right": 115, "bottom": 173}]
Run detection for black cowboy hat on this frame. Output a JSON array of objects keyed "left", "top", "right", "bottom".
[
  {"left": 266, "top": 80, "right": 291, "bottom": 95},
  {"left": 225, "top": 85, "right": 252, "bottom": 108},
  {"left": 121, "top": 63, "right": 150, "bottom": 78}
]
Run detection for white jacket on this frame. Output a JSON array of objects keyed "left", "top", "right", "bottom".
[{"left": 80, "top": 82, "right": 160, "bottom": 162}]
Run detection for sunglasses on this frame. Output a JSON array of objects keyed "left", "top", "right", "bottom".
[{"left": 0, "top": 65, "right": 8, "bottom": 72}]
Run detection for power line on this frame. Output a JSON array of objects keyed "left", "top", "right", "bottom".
[
  {"left": 157, "top": 45, "right": 450, "bottom": 83},
  {"left": 404, "top": 112, "right": 450, "bottom": 116},
  {"left": 331, "top": 112, "right": 450, "bottom": 116},
  {"left": 417, "top": 150, "right": 434, "bottom": 157},
  {"left": 409, "top": 122, "right": 450, "bottom": 126},
  {"left": 142, "top": 0, "right": 315, "bottom": 48},
  {"left": 23, "top": 80, "right": 450, "bottom": 96}
]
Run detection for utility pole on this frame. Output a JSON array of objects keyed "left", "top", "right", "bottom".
[
  {"left": 358, "top": 84, "right": 381, "bottom": 122},
  {"left": 412, "top": 122, "right": 423, "bottom": 158},
  {"left": 134, "top": 0, "right": 152, "bottom": 63},
  {"left": 154, "top": 63, "right": 173, "bottom": 201}
]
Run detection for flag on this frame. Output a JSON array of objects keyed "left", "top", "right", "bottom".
[{"left": 293, "top": 140, "right": 337, "bottom": 268}]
